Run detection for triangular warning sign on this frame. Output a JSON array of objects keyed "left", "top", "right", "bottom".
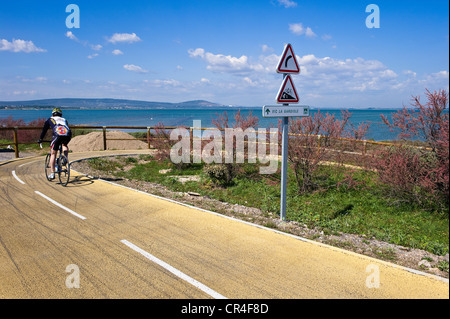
[
  {"left": 276, "top": 75, "right": 299, "bottom": 104},
  {"left": 277, "top": 43, "right": 300, "bottom": 74}
]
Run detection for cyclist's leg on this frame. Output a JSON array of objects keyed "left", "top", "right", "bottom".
[
  {"left": 49, "top": 137, "right": 60, "bottom": 173},
  {"left": 61, "top": 137, "right": 71, "bottom": 161}
]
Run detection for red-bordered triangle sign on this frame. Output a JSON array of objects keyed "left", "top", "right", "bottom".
[
  {"left": 276, "top": 75, "right": 299, "bottom": 104},
  {"left": 277, "top": 43, "right": 300, "bottom": 74}
]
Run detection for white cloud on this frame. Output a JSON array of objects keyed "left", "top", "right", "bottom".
[
  {"left": 261, "top": 44, "right": 273, "bottom": 53},
  {"left": 88, "top": 53, "right": 99, "bottom": 59},
  {"left": 289, "top": 23, "right": 317, "bottom": 38},
  {"left": 188, "top": 48, "right": 265, "bottom": 74},
  {"left": 65, "top": 31, "right": 78, "bottom": 41},
  {"left": 403, "top": 70, "right": 417, "bottom": 77},
  {"left": 298, "top": 54, "right": 400, "bottom": 91},
  {"left": 66, "top": 32, "right": 102, "bottom": 53},
  {"left": 188, "top": 48, "right": 448, "bottom": 104},
  {"left": 112, "top": 49, "right": 123, "bottom": 55},
  {"left": 108, "top": 33, "right": 141, "bottom": 44},
  {"left": 186, "top": 47, "right": 438, "bottom": 106},
  {"left": 123, "top": 64, "right": 148, "bottom": 73},
  {"left": 0, "top": 39, "right": 46, "bottom": 53},
  {"left": 188, "top": 48, "right": 205, "bottom": 58},
  {"left": 91, "top": 44, "right": 103, "bottom": 51},
  {"left": 18, "top": 76, "right": 47, "bottom": 83},
  {"left": 277, "top": 0, "right": 297, "bottom": 8},
  {"left": 12, "top": 90, "right": 37, "bottom": 96},
  {"left": 305, "top": 27, "right": 317, "bottom": 38},
  {"left": 152, "top": 79, "right": 181, "bottom": 87},
  {"left": 289, "top": 23, "right": 304, "bottom": 35}
]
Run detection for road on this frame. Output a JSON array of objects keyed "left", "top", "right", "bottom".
[{"left": 0, "top": 150, "right": 448, "bottom": 299}]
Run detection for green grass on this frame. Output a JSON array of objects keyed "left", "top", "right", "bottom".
[{"left": 88, "top": 156, "right": 449, "bottom": 256}]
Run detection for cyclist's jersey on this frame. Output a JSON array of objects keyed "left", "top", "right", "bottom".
[{"left": 40, "top": 116, "right": 72, "bottom": 140}]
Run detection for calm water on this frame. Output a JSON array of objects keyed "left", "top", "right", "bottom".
[{"left": 1, "top": 108, "right": 403, "bottom": 141}]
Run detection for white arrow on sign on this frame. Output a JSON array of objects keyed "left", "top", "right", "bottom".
[
  {"left": 263, "top": 105, "right": 310, "bottom": 118},
  {"left": 276, "top": 74, "right": 299, "bottom": 104},
  {"left": 276, "top": 43, "right": 300, "bottom": 74}
]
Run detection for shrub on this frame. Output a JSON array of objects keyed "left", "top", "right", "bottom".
[
  {"left": 203, "top": 164, "right": 235, "bottom": 187},
  {"left": 378, "top": 89, "right": 449, "bottom": 210},
  {"left": 288, "top": 110, "right": 367, "bottom": 193},
  {"left": 0, "top": 116, "right": 47, "bottom": 143},
  {"left": 210, "top": 110, "right": 260, "bottom": 186}
]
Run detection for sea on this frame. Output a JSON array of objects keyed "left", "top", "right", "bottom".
[{"left": 0, "top": 107, "right": 407, "bottom": 141}]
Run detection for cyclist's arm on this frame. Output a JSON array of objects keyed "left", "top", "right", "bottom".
[{"left": 39, "top": 119, "right": 50, "bottom": 141}]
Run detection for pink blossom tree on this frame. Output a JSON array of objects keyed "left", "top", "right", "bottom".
[{"left": 378, "top": 89, "right": 449, "bottom": 208}]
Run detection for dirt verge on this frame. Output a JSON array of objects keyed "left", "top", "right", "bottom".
[{"left": 69, "top": 131, "right": 147, "bottom": 152}]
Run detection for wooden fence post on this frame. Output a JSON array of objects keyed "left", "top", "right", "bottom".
[
  {"left": 102, "top": 126, "right": 107, "bottom": 150},
  {"left": 13, "top": 127, "right": 19, "bottom": 158}
]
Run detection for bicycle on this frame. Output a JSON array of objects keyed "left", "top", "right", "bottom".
[{"left": 40, "top": 143, "right": 71, "bottom": 186}]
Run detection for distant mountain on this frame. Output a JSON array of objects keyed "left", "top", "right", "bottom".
[{"left": 0, "top": 98, "right": 226, "bottom": 109}]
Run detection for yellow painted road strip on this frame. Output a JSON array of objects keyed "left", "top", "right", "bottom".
[
  {"left": 121, "top": 239, "right": 227, "bottom": 299},
  {"left": 34, "top": 191, "right": 87, "bottom": 220}
]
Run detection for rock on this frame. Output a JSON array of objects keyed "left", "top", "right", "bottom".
[
  {"left": 428, "top": 268, "right": 441, "bottom": 275},
  {"left": 187, "top": 192, "right": 201, "bottom": 197},
  {"left": 418, "top": 260, "right": 431, "bottom": 269},
  {"left": 443, "top": 254, "right": 449, "bottom": 262}
]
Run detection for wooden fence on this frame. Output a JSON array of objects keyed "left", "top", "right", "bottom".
[{"left": 0, "top": 125, "right": 426, "bottom": 169}]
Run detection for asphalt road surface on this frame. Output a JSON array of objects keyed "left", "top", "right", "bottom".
[{"left": 0, "top": 150, "right": 448, "bottom": 299}]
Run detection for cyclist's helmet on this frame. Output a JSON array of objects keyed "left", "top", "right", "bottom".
[{"left": 52, "top": 108, "right": 63, "bottom": 117}]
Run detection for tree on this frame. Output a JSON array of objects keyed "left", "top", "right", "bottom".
[
  {"left": 210, "top": 110, "right": 259, "bottom": 186},
  {"left": 288, "top": 110, "right": 355, "bottom": 193}
]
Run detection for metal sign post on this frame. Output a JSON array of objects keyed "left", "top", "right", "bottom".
[
  {"left": 280, "top": 101, "right": 289, "bottom": 221},
  {"left": 262, "top": 43, "right": 310, "bottom": 221}
]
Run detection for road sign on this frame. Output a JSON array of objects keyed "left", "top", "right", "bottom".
[
  {"left": 264, "top": 43, "right": 309, "bottom": 221},
  {"left": 276, "top": 43, "right": 300, "bottom": 74},
  {"left": 263, "top": 105, "right": 309, "bottom": 118},
  {"left": 276, "top": 74, "right": 299, "bottom": 104}
]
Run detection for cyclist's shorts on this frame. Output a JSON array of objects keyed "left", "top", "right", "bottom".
[{"left": 51, "top": 136, "right": 71, "bottom": 151}]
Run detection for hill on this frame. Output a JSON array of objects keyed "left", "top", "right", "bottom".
[{"left": 0, "top": 98, "right": 225, "bottom": 109}]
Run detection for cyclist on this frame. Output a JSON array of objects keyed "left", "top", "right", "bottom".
[{"left": 38, "top": 108, "right": 72, "bottom": 180}]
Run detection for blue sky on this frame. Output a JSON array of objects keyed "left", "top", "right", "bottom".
[{"left": 0, "top": 0, "right": 448, "bottom": 108}]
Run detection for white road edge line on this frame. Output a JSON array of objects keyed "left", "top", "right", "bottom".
[
  {"left": 34, "top": 191, "right": 87, "bottom": 220},
  {"left": 121, "top": 239, "right": 227, "bottom": 299},
  {"left": 18, "top": 159, "right": 41, "bottom": 168},
  {"left": 12, "top": 170, "right": 26, "bottom": 185}
]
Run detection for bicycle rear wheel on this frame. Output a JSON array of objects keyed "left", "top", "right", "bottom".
[
  {"left": 58, "top": 155, "right": 70, "bottom": 186},
  {"left": 44, "top": 154, "right": 52, "bottom": 181}
]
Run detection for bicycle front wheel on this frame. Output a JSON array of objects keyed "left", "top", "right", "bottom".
[{"left": 58, "top": 155, "right": 70, "bottom": 186}]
